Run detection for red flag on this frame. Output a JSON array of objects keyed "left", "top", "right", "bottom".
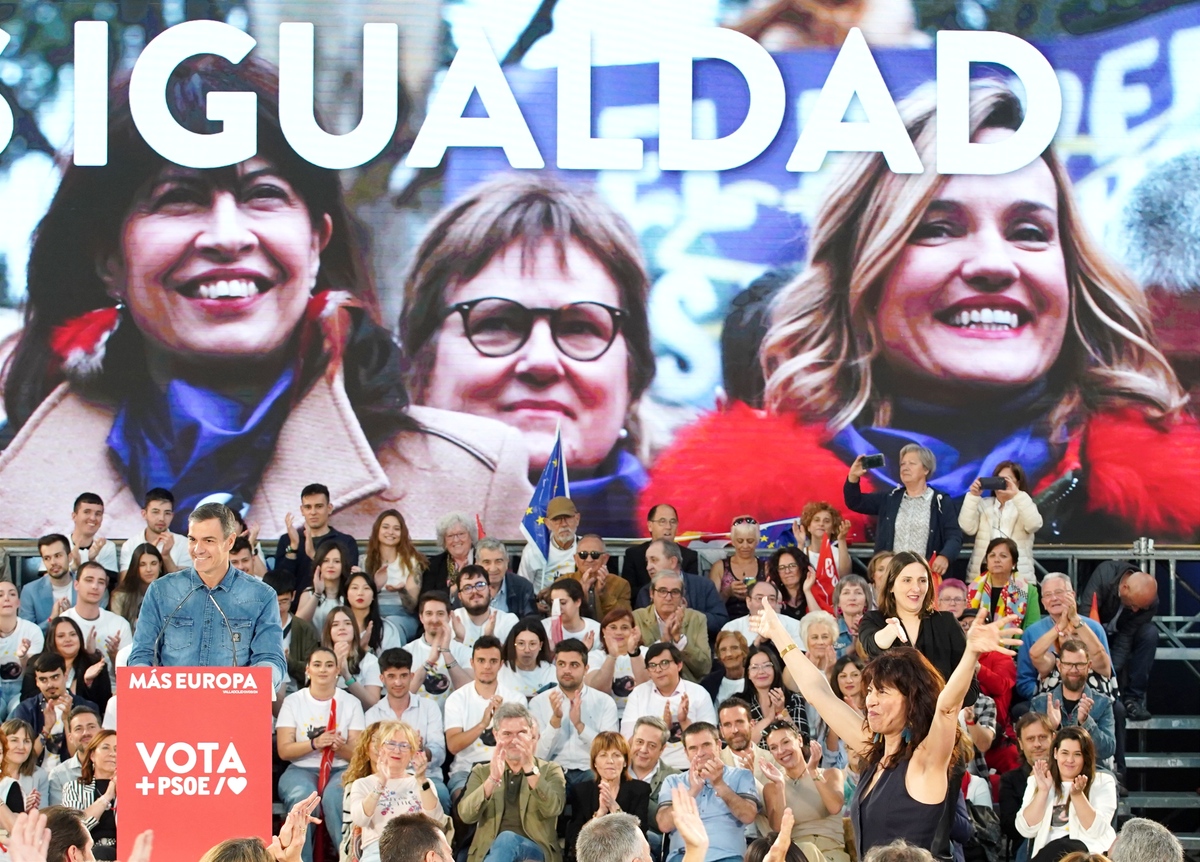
[
  {"left": 475, "top": 514, "right": 486, "bottom": 540},
  {"left": 812, "top": 535, "right": 838, "bottom": 613},
  {"left": 318, "top": 696, "right": 337, "bottom": 794},
  {"left": 1087, "top": 593, "right": 1101, "bottom": 623},
  {"left": 929, "top": 553, "right": 943, "bottom": 608}
]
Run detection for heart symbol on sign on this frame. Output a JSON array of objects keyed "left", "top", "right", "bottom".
[{"left": 227, "top": 777, "right": 248, "bottom": 795}]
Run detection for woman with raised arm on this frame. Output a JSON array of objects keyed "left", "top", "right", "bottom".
[{"left": 750, "top": 599, "right": 1020, "bottom": 860}]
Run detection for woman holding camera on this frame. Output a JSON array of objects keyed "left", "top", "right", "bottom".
[{"left": 960, "top": 461, "right": 1043, "bottom": 586}]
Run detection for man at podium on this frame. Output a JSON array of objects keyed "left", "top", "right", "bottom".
[{"left": 128, "top": 502, "right": 286, "bottom": 686}]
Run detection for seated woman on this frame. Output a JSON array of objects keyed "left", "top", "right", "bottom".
[
  {"left": 422, "top": 513, "right": 476, "bottom": 597},
  {"left": 323, "top": 606, "right": 382, "bottom": 708},
  {"left": 857, "top": 551, "right": 979, "bottom": 706},
  {"left": 0, "top": 719, "right": 45, "bottom": 817},
  {"left": 1016, "top": 727, "right": 1116, "bottom": 862},
  {"left": 109, "top": 542, "right": 163, "bottom": 633},
  {"left": 543, "top": 579, "right": 601, "bottom": 650},
  {"left": 339, "top": 720, "right": 384, "bottom": 858},
  {"left": 296, "top": 541, "right": 352, "bottom": 633},
  {"left": 740, "top": 644, "right": 810, "bottom": 743},
  {"left": 750, "top": 594, "right": 1021, "bottom": 859},
  {"left": 761, "top": 720, "right": 849, "bottom": 862},
  {"left": 340, "top": 571, "right": 406, "bottom": 656},
  {"left": 967, "top": 537, "right": 1040, "bottom": 628},
  {"left": 701, "top": 630, "right": 749, "bottom": 709},
  {"left": 62, "top": 730, "right": 118, "bottom": 859},
  {"left": 565, "top": 732, "right": 650, "bottom": 862},
  {"left": 866, "top": 552, "right": 894, "bottom": 608},
  {"left": 586, "top": 609, "right": 648, "bottom": 719},
  {"left": 364, "top": 510, "right": 427, "bottom": 643},
  {"left": 960, "top": 461, "right": 1043, "bottom": 586},
  {"left": 499, "top": 619, "right": 557, "bottom": 700},
  {"left": 825, "top": 655, "right": 865, "bottom": 791},
  {"left": 768, "top": 546, "right": 809, "bottom": 620},
  {"left": 800, "top": 611, "right": 845, "bottom": 768},
  {"left": 710, "top": 516, "right": 766, "bottom": 619},
  {"left": 22, "top": 617, "right": 111, "bottom": 716},
  {"left": 832, "top": 574, "right": 874, "bottom": 658},
  {"left": 347, "top": 720, "right": 443, "bottom": 862}
]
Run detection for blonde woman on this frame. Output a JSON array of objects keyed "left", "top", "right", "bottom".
[
  {"left": 641, "top": 82, "right": 1200, "bottom": 545},
  {"left": 709, "top": 516, "right": 766, "bottom": 618}
]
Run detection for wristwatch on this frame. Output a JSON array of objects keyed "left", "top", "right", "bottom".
[{"left": 528, "top": 764, "right": 540, "bottom": 776}]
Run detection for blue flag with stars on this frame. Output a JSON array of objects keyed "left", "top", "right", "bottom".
[
  {"left": 757, "top": 518, "right": 798, "bottom": 551},
  {"left": 520, "top": 426, "right": 570, "bottom": 561}
]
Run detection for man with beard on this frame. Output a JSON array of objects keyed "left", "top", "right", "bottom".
[
  {"left": 620, "top": 643, "right": 715, "bottom": 769},
  {"left": 451, "top": 565, "right": 519, "bottom": 648},
  {"left": 999, "top": 712, "right": 1054, "bottom": 862},
  {"left": 717, "top": 697, "right": 778, "bottom": 839},
  {"left": 1030, "top": 640, "right": 1116, "bottom": 764},
  {"left": 529, "top": 638, "right": 619, "bottom": 787},
  {"left": 117, "top": 487, "right": 191, "bottom": 573},
  {"left": 519, "top": 496, "right": 581, "bottom": 594},
  {"left": 405, "top": 591, "right": 473, "bottom": 710},
  {"left": 444, "top": 635, "right": 525, "bottom": 799}
]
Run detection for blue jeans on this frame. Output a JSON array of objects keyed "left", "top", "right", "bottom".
[
  {"left": 1111, "top": 622, "right": 1157, "bottom": 702},
  {"left": 429, "top": 774, "right": 451, "bottom": 812},
  {"left": 482, "top": 832, "right": 545, "bottom": 862},
  {"left": 381, "top": 607, "right": 420, "bottom": 643},
  {"left": 278, "top": 763, "right": 346, "bottom": 862},
  {"left": 0, "top": 681, "right": 21, "bottom": 721}
]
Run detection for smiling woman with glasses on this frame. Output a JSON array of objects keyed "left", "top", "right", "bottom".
[
  {"left": 401, "top": 174, "right": 656, "bottom": 538},
  {"left": 347, "top": 720, "right": 443, "bottom": 862}
]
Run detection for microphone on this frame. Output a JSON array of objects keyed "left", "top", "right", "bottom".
[{"left": 152, "top": 584, "right": 204, "bottom": 667}]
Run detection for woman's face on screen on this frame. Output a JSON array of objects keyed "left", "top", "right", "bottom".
[
  {"left": 873, "top": 128, "right": 1070, "bottom": 395},
  {"left": 423, "top": 239, "right": 631, "bottom": 473},
  {"left": 108, "top": 157, "right": 331, "bottom": 363}
]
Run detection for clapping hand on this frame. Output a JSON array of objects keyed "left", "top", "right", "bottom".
[
  {"left": 285, "top": 513, "right": 301, "bottom": 552},
  {"left": 1046, "top": 696, "right": 1062, "bottom": 730},
  {"left": 759, "top": 758, "right": 785, "bottom": 786},
  {"left": 582, "top": 630, "right": 596, "bottom": 650},
  {"left": 1070, "top": 774, "right": 1089, "bottom": 797},
  {"left": 767, "top": 687, "right": 786, "bottom": 719},
  {"left": 1077, "top": 693, "right": 1094, "bottom": 724},
  {"left": 359, "top": 621, "right": 374, "bottom": 651},
  {"left": 1032, "top": 758, "right": 1054, "bottom": 793},
  {"left": 6, "top": 811, "right": 51, "bottom": 862},
  {"left": 451, "top": 612, "right": 467, "bottom": 643},
  {"left": 678, "top": 694, "right": 690, "bottom": 728},
  {"left": 806, "top": 740, "right": 822, "bottom": 775},
  {"left": 105, "top": 632, "right": 122, "bottom": 662}
]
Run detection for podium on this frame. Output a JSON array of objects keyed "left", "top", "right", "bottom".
[{"left": 117, "top": 667, "right": 274, "bottom": 861}]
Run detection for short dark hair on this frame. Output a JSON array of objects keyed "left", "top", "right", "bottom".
[
  {"left": 985, "top": 536, "right": 1020, "bottom": 567},
  {"left": 67, "top": 705, "right": 101, "bottom": 728},
  {"left": 144, "top": 487, "right": 175, "bottom": 507},
  {"left": 76, "top": 560, "right": 107, "bottom": 581},
  {"left": 34, "top": 652, "right": 67, "bottom": 676},
  {"left": 263, "top": 571, "right": 295, "bottom": 598},
  {"left": 44, "top": 806, "right": 90, "bottom": 862},
  {"left": 378, "top": 813, "right": 446, "bottom": 862},
  {"left": 1059, "top": 638, "right": 1089, "bottom": 658},
  {"left": 379, "top": 648, "right": 414, "bottom": 673},
  {"left": 646, "top": 503, "right": 676, "bottom": 523},
  {"left": 472, "top": 635, "right": 503, "bottom": 657},
  {"left": 650, "top": 538, "right": 682, "bottom": 563},
  {"left": 301, "top": 483, "right": 331, "bottom": 502},
  {"left": 72, "top": 492, "right": 103, "bottom": 512},
  {"left": 231, "top": 536, "right": 253, "bottom": 556},
  {"left": 417, "top": 591, "right": 450, "bottom": 615},
  {"left": 455, "top": 564, "right": 489, "bottom": 587},
  {"left": 645, "top": 642, "right": 683, "bottom": 665},
  {"left": 37, "top": 533, "right": 70, "bottom": 554},
  {"left": 681, "top": 721, "right": 719, "bottom": 746},
  {"left": 717, "top": 696, "right": 754, "bottom": 721},
  {"left": 554, "top": 638, "right": 589, "bottom": 663}
]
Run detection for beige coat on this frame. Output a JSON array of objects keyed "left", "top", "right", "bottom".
[{"left": 0, "top": 375, "right": 533, "bottom": 541}]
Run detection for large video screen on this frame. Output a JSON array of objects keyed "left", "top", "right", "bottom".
[{"left": 1, "top": 0, "right": 1199, "bottom": 545}]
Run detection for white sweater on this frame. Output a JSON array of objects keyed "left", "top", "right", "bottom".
[
  {"left": 958, "top": 491, "right": 1043, "bottom": 586},
  {"left": 1015, "top": 772, "right": 1117, "bottom": 855}
]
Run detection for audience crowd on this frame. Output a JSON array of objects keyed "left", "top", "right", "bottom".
[{"left": 0, "top": 458, "right": 1180, "bottom": 862}]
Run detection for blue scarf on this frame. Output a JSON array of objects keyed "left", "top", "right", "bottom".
[
  {"left": 107, "top": 370, "right": 296, "bottom": 531},
  {"left": 570, "top": 449, "right": 648, "bottom": 538}
]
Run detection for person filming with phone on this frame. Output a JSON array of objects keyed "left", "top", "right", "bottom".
[
  {"left": 959, "top": 461, "right": 1043, "bottom": 587},
  {"left": 844, "top": 444, "right": 962, "bottom": 576}
]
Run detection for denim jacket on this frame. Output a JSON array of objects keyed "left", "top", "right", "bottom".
[{"left": 127, "top": 566, "right": 286, "bottom": 688}]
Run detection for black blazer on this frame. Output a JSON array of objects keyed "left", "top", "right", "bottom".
[
  {"left": 621, "top": 541, "right": 699, "bottom": 597},
  {"left": 22, "top": 660, "right": 112, "bottom": 716},
  {"left": 858, "top": 609, "right": 979, "bottom": 706},
  {"left": 566, "top": 778, "right": 651, "bottom": 861},
  {"left": 998, "top": 764, "right": 1031, "bottom": 847}
]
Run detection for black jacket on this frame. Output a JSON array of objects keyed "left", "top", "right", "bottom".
[
  {"left": 565, "top": 778, "right": 650, "bottom": 861},
  {"left": 859, "top": 610, "right": 979, "bottom": 706},
  {"left": 1078, "top": 560, "right": 1157, "bottom": 634},
  {"left": 998, "top": 764, "right": 1032, "bottom": 848},
  {"left": 621, "top": 541, "right": 699, "bottom": 597},
  {"left": 499, "top": 573, "right": 537, "bottom": 618},
  {"left": 844, "top": 480, "right": 963, "bottom": 561}
]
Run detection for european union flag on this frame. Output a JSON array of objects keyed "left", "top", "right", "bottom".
[
  {"left": 757, "top": 518, "right": 798, "bottom": 551},
  {"left": 520, "top": 426, "right": 570, "bottom": 561}
]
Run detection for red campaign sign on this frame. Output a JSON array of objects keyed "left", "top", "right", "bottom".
[{"left": 117, "top": 667, "right": 273, "bottom": 861}]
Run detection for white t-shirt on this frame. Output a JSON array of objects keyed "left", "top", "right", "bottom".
[
  {"left": 337, "top": 653, "right": 381, "bottom": 691},
  {"left": 586, "top": 647, "right": 648, "bottom": 718},
  {"left": 716, "top": 675, "right": 745, "bottom": 707},
  {"left": 103, "top": 696, "right": 117, "bottom": 730},
  {"left": 118, "top": 532, "right": 192, "bottom": 572},
  {"left": 51, "top": 582, "right": 73, "bottom": 608},
  {"left": 377, "top": 558, "right": 420, "bottom": 614},
  {"left": 61, "top": 608, "right": 132, "bottom": 675},
  {"left": 619, "top": 678, "right": 717, "bottom": 770},
  {"left": 518, "top": 539, "right": 578, "bottom": 594},
  {"left": 276, "top": 688, "right": 367, "bottom": 769},
  {"left": 451, "top": 608, "right": 519, "bottom": 649},
  {"left": 529, "top": 685, "right": 619, "bottom": 771},
  {"left": 443, "top": 681, "right": 526, "bottom": 778},
  {"left": 403, "top": 636, "right": 473, "bottom": 711},
  {"left": 0, "top": 618, "right": 44, "bottom": 686},
  {"left": 67, "top": 537, "right": 119, "bottom": 573},
  {"left": 542, "top": 616, "right": 602, "bottom": 651},
  {"left": 498, "top": 664, "right": 558, "bottom": 701}
]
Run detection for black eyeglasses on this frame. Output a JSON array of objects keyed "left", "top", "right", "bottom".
[
  {"left": 445, "top": 297, "right": 626, "bottom": 362},
  {"left": 577, "top": 551, "right": 604, "bottom": 560}
]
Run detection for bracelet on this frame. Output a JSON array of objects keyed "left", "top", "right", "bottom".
[
  {"left": 344, "top": 676, "right": 357, "bottom": 686},
  {"left": 310, "top": 737, "right": 317, "bottom": 751},
  {"left": 779, "top": 643, "right": 798, "bottom": 659},
  {"left": 445, "top": 660, "right": 458, "bottom": 669},
  {"left": 628, "top": 649, "right": 641, "bottom": 658}
]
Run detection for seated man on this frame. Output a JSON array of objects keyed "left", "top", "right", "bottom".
[
  {"left": 444, "top": 635, "right": 525, "bottom": 798},
  {"left": 366, "top": 648, "right": 449, "bottom": 811},
  {"left": 518, "top": 496, "right": 580, "bottom": 595},
  {"left": 47, "top": 706, "right": 101, "bottom": 806},
  {"left": 477, "top": 537, "right": 536, "bottom": 618},
  {"left": 558, "top": 535, "right": 631, "bottom": 620},
  {"left": 22, "top": 534, "right": 78, "bottom": 634},
  {"left": 459, "top": 702, "right": 567, "bottom": 862},
  {"left": 116, "top": 487, "right": 191, "bottom": 573},
  {"left": 634, "top": 540, "right": 728, "bottom": 637},
  {"left": 274, "top": 482, "right": 359, "bottom": 601},
  {"left": 719, "top": 581, "right": 801, "bottom": 644},
  {"left": 13, "top": 653, "right": 99, "bottom": 770},
  {"left": 529, "top": 638, "right": 619, "bottom": 787},
  {"left": 656, "top": 722, "right": 758, "bottom": 862},
  {"left": 633, "top": 572, "right": 712, "bottom": 683},
  {"left": 452, "top": 566, "right": 519, "bottom": 648},
  {"left": 404, "top": 591, "right": 473, "bottom": 711},
  {"left": 1017, "top": 574, "right": 1114, "bottom": 703},
  {"left": 620, "top": 644, "right": 716, "bottom": 770},
  {"left": 1078, "top": 560, "right": 1159, "bottom": 721},
  {"left": 626, "top": 714, "right": 680, "bottom": 857},
  {"left": 65, "top": 492, "right": 119, "bottom": 579},
  {"left": 1030, "top": 639, "right": 1116, "bottom": 765},
  {"left": 1109, "top": 817, "right": 1186, "bottom": 862},
  {"left": 717, "top": 697, "right": 777, "bottom": 839},
  {"left": 999, "top": 712, "right": 1054, "bottom": 862},
  {"left": 61, "top": 561, "right": 131, "bottom": 676},
  {"left": 622, "top": 505, "right": 701, "bottom": 598}
]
